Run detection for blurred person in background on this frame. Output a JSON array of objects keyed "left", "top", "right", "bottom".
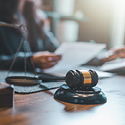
[
  {"left": 0, "top": 0, "right": 124, "bottom": 72},
  {"left": 0, "top": 0, "right": 61, "bottom": 71}
]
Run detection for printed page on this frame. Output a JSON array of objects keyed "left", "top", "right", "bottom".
[
  {"left": 99, "top": 58, "right": 125, "bottom": 72},
  {"left": 43, "top": 42, "right": 106, "bottom": 76}
]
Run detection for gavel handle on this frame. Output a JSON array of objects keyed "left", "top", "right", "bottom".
[{"left": 38, "top": 76, "right": 65, "bottom": 81}]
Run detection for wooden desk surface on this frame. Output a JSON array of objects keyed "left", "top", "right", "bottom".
[{"left": 0, "top": 75, "right": 125, "bottom": 125}]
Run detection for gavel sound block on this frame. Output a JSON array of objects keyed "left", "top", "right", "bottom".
[
  {"left": 54, "top": 70, "right": 107, "bottom": 104},
  {"left": 0, "top": 83, "right": 14, "bottom": 107}
]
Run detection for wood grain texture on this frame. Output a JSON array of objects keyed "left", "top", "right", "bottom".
[{"left": 0, "top": 75, "right": 125, "bottom": 125}]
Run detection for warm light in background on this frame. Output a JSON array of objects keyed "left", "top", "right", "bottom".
[
  {"left": 110, "top": 0, "right": 125, "bottom": 47},
  {"left": 49, "top": 0, "right": 125, "bottom": 47}
]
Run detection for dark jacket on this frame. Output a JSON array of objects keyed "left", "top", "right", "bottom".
[{"left": 0, "top": 21, "right": 59, "bottom": 71}]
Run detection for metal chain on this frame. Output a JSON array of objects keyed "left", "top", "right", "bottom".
[
  {"left": 24, "top": 40, "right": 27, "bottom": 79},
  {"left": 25, "top": 37, "right": 37, "bottom": 77},
  {"left": 7, "top": 36, "right": 25, "bottom": 76},
  {"left": 7, "top": 24, "right": 36, "bottom": 77}
]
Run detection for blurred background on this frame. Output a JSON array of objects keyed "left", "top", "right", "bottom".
[{"left": 40, "top": 0, "right": 125, "bottom": 49}]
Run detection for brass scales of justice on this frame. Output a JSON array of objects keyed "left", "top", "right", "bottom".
[{"left": 0, "top": 21, "right": 107, "bottom": 105}]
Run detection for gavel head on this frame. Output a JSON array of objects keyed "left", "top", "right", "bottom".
[{"left": 65, "top": 69, "right": 98, "bottom": 89}]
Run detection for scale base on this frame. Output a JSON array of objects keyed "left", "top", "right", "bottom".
[{"left": 54, "top": 84, "right": 107, "bottom": 104}]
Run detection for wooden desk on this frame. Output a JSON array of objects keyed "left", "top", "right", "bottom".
[{"left": 0, "top": 75, "right": 125, "bottom": 125}]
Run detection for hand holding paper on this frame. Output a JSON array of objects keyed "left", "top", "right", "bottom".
[{"left": 43, "top": 42, "right": 106, "bottom": 75}]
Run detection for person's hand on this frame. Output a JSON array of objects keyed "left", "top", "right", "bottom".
[
  {"left": 100, "top": 46, "right": 125, "bottom": 64},
  {"left": 32, "top": 51, "right": 62, "bottom": 69},
  {"left": 110, "top": 47, "right": 125, "bottom": 58}
]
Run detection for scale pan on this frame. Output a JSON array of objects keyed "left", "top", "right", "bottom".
[{"left": 5, "top": 76, "right": 41, "bottom": 86}]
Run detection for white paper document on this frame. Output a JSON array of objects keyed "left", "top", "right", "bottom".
[
  {"left": 43, "top": 42, "right": 106, "bottom": 76},
  {"left": 99, "top": 58, "right": 125, "bottom": 72}
]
